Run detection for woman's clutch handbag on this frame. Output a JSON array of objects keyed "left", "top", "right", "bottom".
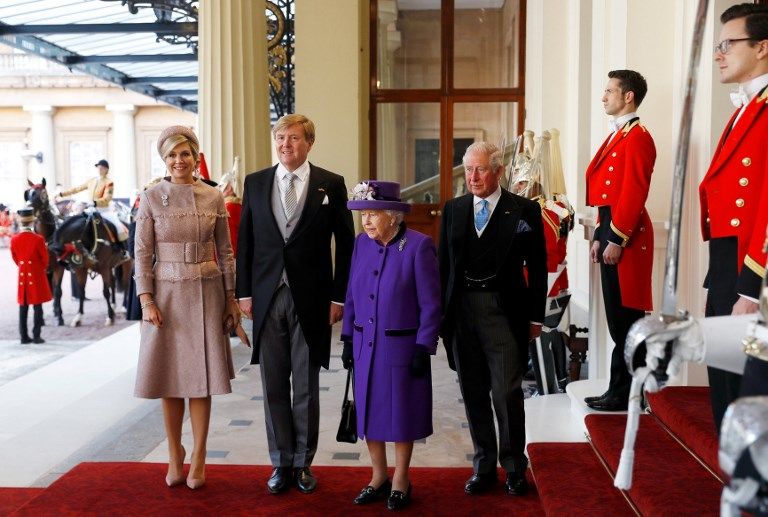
[{"left": 336, "top": 367, "right": 357, "bottom": 443}]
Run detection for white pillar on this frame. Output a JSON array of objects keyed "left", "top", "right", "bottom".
[
  {"left": 199, "top": 0, "right": 271, "bottom": 178},
  {"left": 106, "top": 104, "right": 137, "bottom": 199},
  {"left": 22, "top": 105, "right": 56, "bottom": 186}
]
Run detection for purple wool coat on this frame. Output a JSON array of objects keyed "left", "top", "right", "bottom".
[{"left": 341, "top": 227, "right": 441, "bottom": 442}]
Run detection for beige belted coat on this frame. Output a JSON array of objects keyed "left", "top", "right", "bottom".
[{"left": 133, "top": 178, "right": 236, "bottom": 398}]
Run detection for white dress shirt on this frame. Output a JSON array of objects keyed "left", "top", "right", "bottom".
[
  {"left": 733, "top": 72, "right": 768, "bottom": 128},
  {"left": 275, "top": 159, "right": 310, "bottom": 202},
  {"left": 607, "top": 111, "right": 638, "bottom": 143}
]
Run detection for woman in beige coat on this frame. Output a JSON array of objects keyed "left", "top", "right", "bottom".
[{"left": 134, "top": 125, "right": 241, "bottom": 489}]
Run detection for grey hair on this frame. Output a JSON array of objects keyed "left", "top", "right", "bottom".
[
  {"left": 385, "top": 210, "right": 405, "bottom": 225},
  {"left": 463, "top": 141, "right": 503, "bottom": 170}
]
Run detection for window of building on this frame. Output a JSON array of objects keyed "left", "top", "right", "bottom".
[{"left": 370, "top": 0, "right": 526, "bottom": 239}]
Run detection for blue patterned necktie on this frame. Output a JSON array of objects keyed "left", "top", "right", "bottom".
[{"left": 475, "top": 199, "right": 490, "bottom": 231}]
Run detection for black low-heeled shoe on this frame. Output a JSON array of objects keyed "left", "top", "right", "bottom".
[
  {"left": 387, "top": 483, "right": 412, "bottom": 511},
  {"left": 354, "top": 479, "right": 391, "bottom": 504}
]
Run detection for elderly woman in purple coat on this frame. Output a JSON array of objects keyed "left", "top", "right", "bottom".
[{"left": 340, "top": 180, "right": 441, "bottom": 511}]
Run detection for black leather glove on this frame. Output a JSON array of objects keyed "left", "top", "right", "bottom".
[
  {"left": 410, "top": 348, "right": 430, "bottom": 377},
  {"left": 341, "top": 341, "right": 353, "bottom": 370}
]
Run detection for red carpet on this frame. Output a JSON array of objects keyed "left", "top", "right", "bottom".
[
  {"left": 10, "top": 463, "right": 543, "bottom": 516},
  {"left": 0, "top": 488, "right": 43, "bottom": 516},
  {"left": 528, "top": 443, "right": 634, "bottom": 516},
  {"left": 586, "top": 414, "right": 721, "bottom": 516},
  {"left": 646, "top": 386, "right": 722, "bottom": 479}
]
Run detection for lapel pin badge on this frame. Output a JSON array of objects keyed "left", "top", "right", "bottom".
[
  {"left": 318, "top": 187, "right": 326, "bottom": 192},
  {"left": 398, "top": 236, "right": 407, "bottom": 252},
  {"left": 161, "top": 194, "right": 169, "bottom": 207}
]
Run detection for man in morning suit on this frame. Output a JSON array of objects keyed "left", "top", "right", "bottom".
[
  {"left": 439, "top": 142, "right": 547, "bottom": 497},
  {"left": 584, "top": 69, "right": 656, "bottom": 412},
  {"left": 236, "top": 114, "right": 355, "bottom": 494},
  {"left": 700, "top": 3, "right": 768, "bottom": 432}
]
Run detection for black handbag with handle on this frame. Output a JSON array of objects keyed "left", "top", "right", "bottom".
[{"left": 336, "top": 367, "right": 357, "bottom": 443}]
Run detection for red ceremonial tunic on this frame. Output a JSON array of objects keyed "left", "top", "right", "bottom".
[
  {"left": 540, "top": 200, "right": 569, "bottom": 297},
  {"left": 10, "top": 229, "right": 53, "bottom": 305},
  {"left": 586, "top": 119, "right": 656, "bottom": 311},
  {"left": 699, "top": 87, "right": 768, "bottom": 297},
  {"left": 224, "top": 196, "right": 242, "bottom": 256}
]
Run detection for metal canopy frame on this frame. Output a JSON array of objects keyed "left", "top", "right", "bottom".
[{"left": 0, "top": 1, "right": 199, "bottom": 112}]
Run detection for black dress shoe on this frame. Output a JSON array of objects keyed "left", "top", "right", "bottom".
[
  {"left": 32, "top": 337, "right": 45, "bottom": 344},
  {"left": 20, "top": 337, "right": 32, "bottom": 345},
  {"left": 387, "top": 484, "right": 412, "bottom": 511},
  {"left": 587, "top": 395, "right": 628, "bottom": 411},
  {"left": 354, "top": 479, "right": 391, "bottom": 504},
  {"left": 505, "top": 472, "right": 529, "bottom": 496},
  {"left": 294, "top": 467, "right": 317, "bottom": 493},
  {"left": 584, "top": 391, "right": 610, "bottom": 404},
  {"left": 267, "top": 467, "right": 291, "bottom": 494},
  {"left": 464, "top": 472, "right": 497, "bottom": 494}
]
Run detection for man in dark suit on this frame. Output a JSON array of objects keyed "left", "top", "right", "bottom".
[
  {"left": 236, "top": 114, "right": 354, "bottom": 494},
  {"left": 439, "top": 142, "right": 547, "bottom": 497}
]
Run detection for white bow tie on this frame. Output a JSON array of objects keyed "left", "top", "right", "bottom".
[{"left": 730, "top": 88, "right": 750, "bottom": 108}]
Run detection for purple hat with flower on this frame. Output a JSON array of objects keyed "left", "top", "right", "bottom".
[{"left": 348, "top": 181, "right": 411, "bottom": 213}]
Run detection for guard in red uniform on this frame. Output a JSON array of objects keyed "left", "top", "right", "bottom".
[
  {"left": 584, "top": 70, "right": 656, "bottom": 411},
  {"left": 10, "top": 208, "right": 52, "bottom": 344},
  {"left": 699, "top": 3, "right": 768, "bottom": 432},
  {"left": 218, "top": 157, "right": 243, "bottom": 256}
]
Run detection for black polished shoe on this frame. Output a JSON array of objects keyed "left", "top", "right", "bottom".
[
  {"left": 32, "top": 337, "right": 45, "bottom": 344},
  {"left": 387, "top": 484, "right": 412, "bottom": 511},
  {"left": 505, "top": 471, "right": 529, "bottom": 496},
  {"left": 294, "top": 466, "right": 317, "bottom": 493},
  {"left": 584, "top": 390, "right": 610, "bottom": 404},
  {"left": 587, "top": 395, "right": 628, "bottom": 411},
  {"left": 464, "top": 472, "right": 497, "bottom": 494},
  {"left": 20, "top": 337, "right": 32, "bottom": 345},
  {"left": 354, "top": 479, "right": 391, "bottom": 504},
  {"left": 267, "top": 466, "right": 291, "bottom": 494}
]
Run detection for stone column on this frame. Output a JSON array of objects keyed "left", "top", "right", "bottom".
[
  {"left": 106, "top": 104, "right": 137, "bottom": 199},
  {"left": 22, "top": 105, "right": 56, "bottom": 186},
  {"left": 199, "top": 0, "right": 271, "bottom": 178}
]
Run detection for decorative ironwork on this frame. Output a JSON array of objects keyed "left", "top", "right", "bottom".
[
  {"left": 267, "top": 0, "right": 294, "bottom": 121},
  {"left": 101, "top": 0, "right": 199, "bottom": 49}
]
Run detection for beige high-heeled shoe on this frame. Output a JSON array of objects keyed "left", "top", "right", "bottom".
[
  {"left": 186, "top": 452, "right": 206, "bottom": 490},
  {"left": 165, "top": 445, "right": 186, "bottom": 487}
]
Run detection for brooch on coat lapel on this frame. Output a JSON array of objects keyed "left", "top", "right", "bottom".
[
  {"left": 161, "top": 194, "right": 169, "bottom": 207},
  {"left": 398, "top": 236, "right": 407, "bottom": 251}
]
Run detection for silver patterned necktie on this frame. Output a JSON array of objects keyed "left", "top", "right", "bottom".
[{"left": 283, "top": 172, "right": 297, "bottom": 220}]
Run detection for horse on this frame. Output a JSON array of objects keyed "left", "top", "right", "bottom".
[
  {"left": 49, "top": 209, "right": 130, "bottom": 326},
  {"left": 25, "top": 179, "right": 130, "bottom": 327},
  {"left": 24, "top": 179, "right": 66, "bottom": 325}
]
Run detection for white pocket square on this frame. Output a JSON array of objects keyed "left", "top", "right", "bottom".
[{"left": 321, "top": 195, "right": 329, "bottom": 205}]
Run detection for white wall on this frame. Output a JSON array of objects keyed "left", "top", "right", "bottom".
[
  {"left": 526, "top": 0, "right": 742, "bottom": 384},
  {"left": 294, "top": 0, "right": 368, "bottom": 186}
]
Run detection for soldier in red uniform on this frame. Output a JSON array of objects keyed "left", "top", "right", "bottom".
[
  {"left": 699, "top": 3, "right": 768, "bottom": 432},
  {"left": 218, "top": 157, "right": 243, "bottom": 257},
  {"left": 10, "top": 208, "right": 52, "bottom": 344},
  {"left": 584, "top": 70, "right": 656, "bottom": 411}
]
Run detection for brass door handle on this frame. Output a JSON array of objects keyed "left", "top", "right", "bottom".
[{"left": 430, "top": 210, "right": 442, "bottom": 216}]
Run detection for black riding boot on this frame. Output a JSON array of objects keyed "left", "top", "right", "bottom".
[{"left": 32, "top": 304, "right": 44, "bottom": 344}]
